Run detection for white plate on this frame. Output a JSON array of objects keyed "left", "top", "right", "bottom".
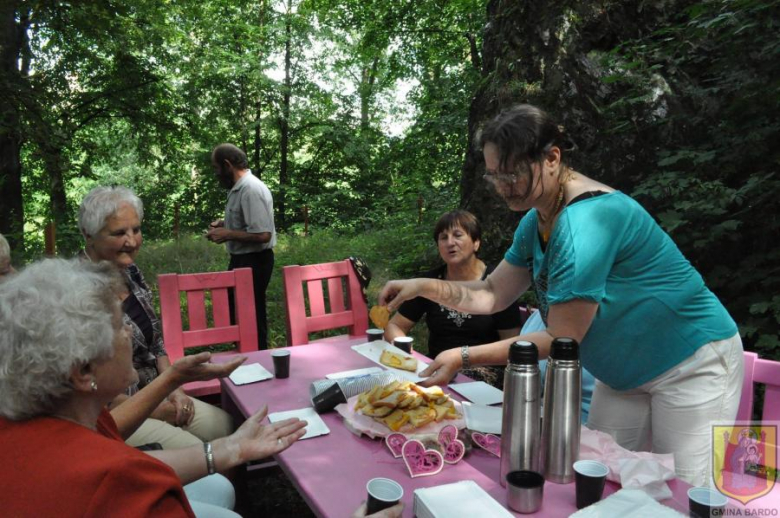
[
  {"left": 335, "top": 394, "right": 465, "bottom": 439},
  {"left": 351, "top": 341, "right": 429, "bottom": 382},
  {"left": 461, "top": 401, "right": 503, "bottom": 434},
  {"left": 448, "top": 381, "right": 504, "bottom": 406}
]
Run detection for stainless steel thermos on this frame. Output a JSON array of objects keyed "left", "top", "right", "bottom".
[
  {"left": 540, "top": 337, "right": 582, "bottom": 483},
  {"left": 500, "top": 340, "right": 542, "bottom": 487}
]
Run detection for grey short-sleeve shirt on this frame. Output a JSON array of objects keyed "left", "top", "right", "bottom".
[{"left": 224, "top": 171, "right": 277, "bottom": 254}]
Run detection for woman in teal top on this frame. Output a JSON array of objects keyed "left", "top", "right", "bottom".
[{"left": 379, "top": 104, "right": 743, "bottom": 486}]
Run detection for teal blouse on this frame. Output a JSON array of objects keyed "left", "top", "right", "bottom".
[{"left": 504, "top": 191, "right": 737, "bottom": 390}]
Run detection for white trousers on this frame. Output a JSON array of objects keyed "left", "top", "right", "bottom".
[
  {"left": 185, "top": 474, "right": 240, "bottom": 518},
  {"left": 587, "top": 333, "right": 744, "bottom": 486}
]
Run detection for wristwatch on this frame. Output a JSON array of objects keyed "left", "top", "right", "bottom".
[{"left": 460, "top": 345, "right": 470, "bottom": 370}]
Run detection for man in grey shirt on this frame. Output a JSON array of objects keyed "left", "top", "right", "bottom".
[{"left": 206, "top": 143, "right": 276, "bottom": 349}]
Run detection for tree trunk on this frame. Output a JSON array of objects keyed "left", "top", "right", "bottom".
[
  {"left": 253, "top": 100, "right": 262, "bottom": 177},
  {"left": 277, "top": 0, "right": 292, "bottom": 229},
  {"left": 43, "top": 146, "right": 70, "bottom": 244},
  {"left": 460, "top": 0, "right": 692, "bottom": 262},
  {"left": 359, "top": 57, "right": 379, "bottom": 133},
  {"left": 0, "top": 3, "right": 25, "bottom": 252}
]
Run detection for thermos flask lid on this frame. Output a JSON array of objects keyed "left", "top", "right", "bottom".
[
  {"left": 509, "top": 340, "right": 538, "bottom": 364},
  {"left": 550, "top": 337, "right": 579, "bottom": 360}
]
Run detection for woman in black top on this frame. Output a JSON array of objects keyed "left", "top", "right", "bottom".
[{"left": 384, "top": 210, "right": 522, "bottom": 386}]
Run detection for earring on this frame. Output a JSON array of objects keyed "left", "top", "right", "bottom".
[{"left": 91, "top": 380, "right": 98, "bottom": 391}]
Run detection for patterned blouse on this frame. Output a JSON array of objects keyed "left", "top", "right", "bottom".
[{"left": 122, "top": 264, "right": 169, "bottom": 395}]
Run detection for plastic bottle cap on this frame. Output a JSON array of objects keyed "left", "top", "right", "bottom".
[
  {"left": 509, "top": 340, "right": 538, "bottom": 364},
  {"left": 550, "top": 337, "right": 579, "bottom": 360}
]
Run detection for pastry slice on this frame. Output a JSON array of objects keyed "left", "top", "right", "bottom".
[
  {"left": 360, "top": 404, "right": 393, "bottom": 417},
  {"left": 407, "top": 406, "right": 436, "bottom": 428},
  {"left": 379, "top": 349, "right": 418, "bottom": 372},
  {"left": 374, "top": 390, "right": 405, "bottom": 408},
  {"left": 380, "top": 409, "right": 410, "bottom": 432}
]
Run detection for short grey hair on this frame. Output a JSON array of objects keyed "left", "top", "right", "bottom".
[
  {"left": 0, "top": 233, "right": 9, "bottom": 261},
  {"left": 0, "top": 258, "right": 123, "bottom": 420},
  {"left": 78, "top": 186, "right": 144, "bottom": 238}
]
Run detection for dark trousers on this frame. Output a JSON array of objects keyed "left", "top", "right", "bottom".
[{"left": 229, "top": 249, "right": 274, "bottom": 350}]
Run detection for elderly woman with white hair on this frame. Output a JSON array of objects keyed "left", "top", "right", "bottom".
[
  {"left": 0, "top": 233, "right": 14, "bottom": 280},
  {"left": 78, "top": 186, "right": 234, "bottom": 449},
  {"left": 0, "top": 259, "right": 307, "bottom": 516}
]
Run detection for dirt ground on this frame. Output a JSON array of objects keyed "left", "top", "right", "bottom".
[{"left": 239, "top": 465, "right": 316, "bottom": 518}]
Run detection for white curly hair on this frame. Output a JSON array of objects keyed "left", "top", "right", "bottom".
[
  {"left": 0, "top": 258, "right": 124, "bottom": 420},
  {"left": 0, "top": 233, "right": 9, "bottom": 261},
  {"left": 78, "top": 186, "right": 144, "bottom": 239}
]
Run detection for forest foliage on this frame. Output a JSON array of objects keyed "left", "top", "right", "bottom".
[{"left": 1, "top": 0, "right": 778, "bottom": 358}]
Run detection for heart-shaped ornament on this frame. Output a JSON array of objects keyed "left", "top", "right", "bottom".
[
  {"left": 437, "top": 425, "right": 465, "bottom": 464},
  {"left": 385, "top": 433, "right": 408, "bottom": 458},
  {"left": 402, "top": 439, "right": 444, "bottom": 478},
  {"left": 472, "top": 432, "right": 501, "bottom": 457}
]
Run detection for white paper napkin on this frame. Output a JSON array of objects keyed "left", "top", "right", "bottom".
[
  {"left": 229, "top": 363, "right": 273, "bottom": 385},
  {"left": 268, "top": 407, "right": 330, "bottom": 440},
  {"left": 351, "top": 341, "right": 429, "bottom": 382},
  {"left": 449, "top": 381, "right": 504, "bottom": 405},
  {"left": 413, "top": 480, "right": 513, "bottom": 518},
  {"left": 579, "top": 426, "right": 677, "bottom": 499},
  {"left": 461, "top": 402, "right": 503, "bottom": 434},
  {"left": 325, "top": 367, "right": 384, "bottom": 380},
  {"left": 618, "top": 458, "right": 676, "bottom": 500},
  {"left": 570, "top": 489, "right": 686, "bottom": 517}
]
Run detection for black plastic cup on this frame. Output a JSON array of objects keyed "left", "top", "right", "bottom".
[
  {"left": 393, "top": 337, "right": 413, "bottom": 353},
  {"left": 366, "top": 478, "right": 403, "bottom": 514},
  {"left": 573, "top": 460, "right": 609, "bottom": 509},
  {"left": 688, "top": 487, "right": 728, "bottom": 518},
  {"left": 311, "top": 382, "right": 347, "bottom": 413},
  {"left": 271, "top": 350, "right": 291, "bottom": 379},
  {"left": 366, "top": 328, "right": 384, "bottom": 342}
]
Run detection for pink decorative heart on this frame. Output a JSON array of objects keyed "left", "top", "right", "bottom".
[
  {"left": 437, "top": 425, "right": 465, "bottom": 464},
  {"left": 472, "top": 432, "right": 501, "bottom": 457},
  {"left": 385, "top": 433, "right": 408, "bottom": 458},
  {"left": 402, "top": 439, "right": 444, "bottom": 478}
]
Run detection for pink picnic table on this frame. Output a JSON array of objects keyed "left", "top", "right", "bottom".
[{"left": 215, "top": 339, "right": 779, "bottom": 517}]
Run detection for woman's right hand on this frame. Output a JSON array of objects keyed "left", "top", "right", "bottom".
[
  {"left": 226, "top": 406, "right": 307, "bottom": 464},
  {"left": 378, "top": 279, "right": 429, "bottom": 312},
  {"left": 417, "top": 348, "right": 462, "bottom": 388},
  {"left": 351, "top": 501, "right": 404, "bottom": 518}
]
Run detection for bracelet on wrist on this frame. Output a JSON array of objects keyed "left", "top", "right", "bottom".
[
  {"left": 461, "top": 345, "right": 470, "bottom": 370},
  {"left": 204, "top": 442, "right": 216, "bottom": 475}
]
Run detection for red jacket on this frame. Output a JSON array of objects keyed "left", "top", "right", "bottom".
[{"left": 0, "top": 409, "right": 194, "bottom": 517}]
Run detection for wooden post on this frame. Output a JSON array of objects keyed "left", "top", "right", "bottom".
[
  {"left": 44, "top": 222, "right": 56, "bottom": 256},
  {"left": 417, "top": 194, "right": 424, "bottom": 225},
  {"left": 303, "top": 205, "right": 309, "bottom": 237}
]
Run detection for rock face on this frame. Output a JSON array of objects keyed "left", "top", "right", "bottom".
[
  {"left": 461, "top": 0, "right": 693, "bottom": 263},
  {"left": 460, "top": 0, "right": 780, "bottom": 354}
]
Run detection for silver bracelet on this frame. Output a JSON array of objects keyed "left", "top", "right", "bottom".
[
  {"left": 461, "top": 345, "right": 470, "bottom": 370},
  {"left": 204, "top": 442, "right": 216, "bottom": 475}
]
